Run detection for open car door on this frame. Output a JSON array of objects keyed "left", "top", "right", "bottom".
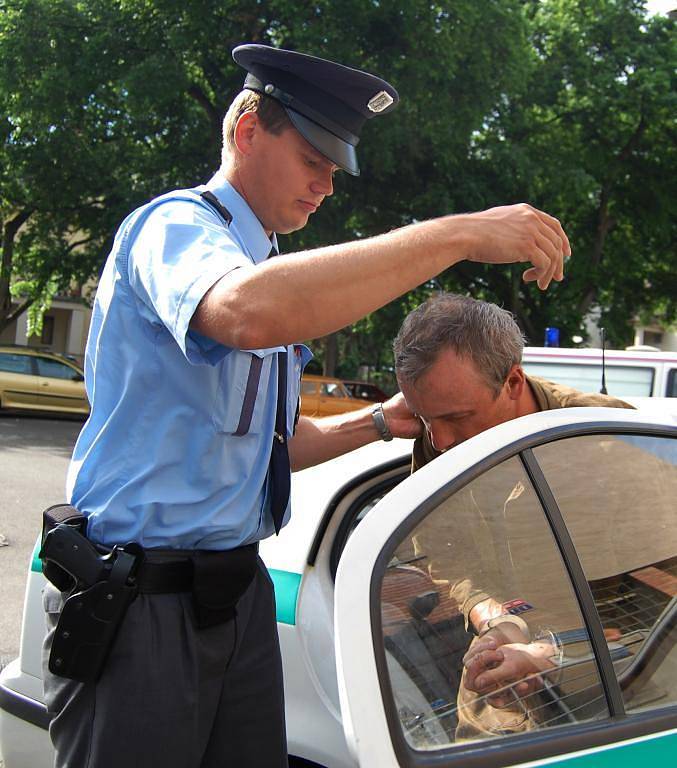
[{"left": 335, "top": 407, "right": 677, "bottom": 768}]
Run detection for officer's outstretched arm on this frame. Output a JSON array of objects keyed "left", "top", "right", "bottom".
[{"left": 190, "top": 204, "right": 569, "bottom": 351}]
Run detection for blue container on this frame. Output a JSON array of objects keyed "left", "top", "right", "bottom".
[{"left": 544, "top": 327, "right": 560, "bottom": 347}]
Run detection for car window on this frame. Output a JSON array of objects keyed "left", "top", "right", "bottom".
[
  {"left": 322, "top": 382, "right": 345, "bottom": 397},
  {"left": 301, "top": 381, "right": 317, "bottom": 395},
  {"left": 533, "top": 433, "right": 677, "bottom": 715},
  {"left": 35, "top": 357, "right": 79, "bottom": 380},
  {"left": 0, "top": 352, "right": 33, "bottom": 375},
  {"left": 330, "top": 465, "right": 410, "bottom": 579},
  {"left": 522, "top": 361, "right": 654, "bottom": 397},
  {"left": 378, "top": 455, "right": 608, "bottom": 753},
  {"left": 667, "top": 369, "right": 677, "bottom": 398}
]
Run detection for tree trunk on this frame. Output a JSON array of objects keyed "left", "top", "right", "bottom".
[
  {"left": 323, "top": 332, "right": 339, "bottom": 377},
  {"left": 577, "top": 188, "right": 613, "bottom": 319},
  {"left": 0, "top": 210, "right": 32, "bottom": 332}
]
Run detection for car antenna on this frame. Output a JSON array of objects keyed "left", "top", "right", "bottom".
[{"left": 600, "top": 327, "right": 608, "bottom": 395}]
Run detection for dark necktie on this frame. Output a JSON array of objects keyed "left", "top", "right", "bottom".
[{"left": 267, "top": 243, "right": 290, "bottom": 534}]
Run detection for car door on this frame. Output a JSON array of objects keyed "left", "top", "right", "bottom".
[
  {"left": 334, "top": 407, "right": 677, "bottom": 768},
  {"left": 0, "top": 350, "right": 43, "bottom": 409},
  {"left": 33, "top": 355, "right": 88, "bottom": 413}
]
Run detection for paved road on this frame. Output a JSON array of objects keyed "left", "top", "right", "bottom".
[{"left": 0, "top": 415, "right": 83, "bottom": 670}]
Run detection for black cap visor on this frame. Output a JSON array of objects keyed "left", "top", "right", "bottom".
[{"left": 286, "top": 109, "right": 360, "bottom": 176}]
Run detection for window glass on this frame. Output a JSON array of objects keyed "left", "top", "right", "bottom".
[
  {"left": 321, "top": 382, "right": 345, "bottom": 397},
  {"left": 35, "top": 357, "right": 78, "bottom": 380},
  {"left": 534, "top": 434, "right": 677, "bottom": 715},
  {"left": 41, "top": 315, "right": 55, "bottom": 345},
  {"left": 380, "top": 456, "right": 607, "bottom": 752},
  {"left": 667, "top": 370, "right": 677, "bottom": 398},
  {"left": 301, "top": 381, "right": 317, "bottom": 395},
  {"left": 522, "top": 362, "right": 653, "bottom": 397},
  {"left": 0, "top": 352, "right": 33, "bottom": 375}
]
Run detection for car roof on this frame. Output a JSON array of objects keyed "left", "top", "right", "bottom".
[
  {"left": 303, "top": 374, "right": 344, "bottom": 383},
  {"left": 0, "top": 344, "right": 81, "bottom": 366},
  {"left": 523, "top": 346, "right": 677, "bottom": 363}
]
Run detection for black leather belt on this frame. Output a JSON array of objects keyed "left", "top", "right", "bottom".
[
  {"left": 131, "top": 543, "right": 259, "bottom": 595},
  {"left": 134, "top": 558, "right": 194, "bottom": 594}
]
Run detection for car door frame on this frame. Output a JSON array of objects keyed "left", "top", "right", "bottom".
[{"left": 334, "top": 408, "right": 677, "bottom": 768}]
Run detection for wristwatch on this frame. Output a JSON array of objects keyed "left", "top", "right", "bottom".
[{"left": 371, "top": 403, "right": 393, "bottom": 441}]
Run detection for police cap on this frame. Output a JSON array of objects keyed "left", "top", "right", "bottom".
[{"left": 232, "top": 44, "right": 399, "bottom": 176}]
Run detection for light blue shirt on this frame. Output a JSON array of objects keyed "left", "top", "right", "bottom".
[{"left": 67, "top": 172, "right": 311, "bottom": 550}]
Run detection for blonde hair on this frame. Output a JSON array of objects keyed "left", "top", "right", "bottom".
[{"left": 221, "top": 90, "right": 293, "bottom": 164}]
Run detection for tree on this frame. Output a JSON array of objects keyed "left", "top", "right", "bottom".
[
  {"left": 465, "top": 0, "right": 676, "bottom": 346},
  {"left": 2, "top": 0, "right": 673, "bottom": 361},
  {"left": 0, "top": 0, "right": 531, "bottom": 353}
]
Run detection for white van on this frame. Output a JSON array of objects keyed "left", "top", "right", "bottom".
[{"left": 521, "top": 346, "right": 677, "bottom": 398}]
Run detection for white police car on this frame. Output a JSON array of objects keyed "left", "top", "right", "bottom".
[{"left": 1, "top": 403, "right": 675, "bottom": 767}]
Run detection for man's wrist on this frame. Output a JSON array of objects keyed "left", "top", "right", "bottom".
[
  {"left": 478, "top": 614, "right": 530, "bottom": 643},
  {"left": 371, "top": 402, "right": 393, "bottom": 441}
]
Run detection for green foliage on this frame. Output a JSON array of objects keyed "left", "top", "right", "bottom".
[{"left": 0, "top": 0, "right": 674, "bottom": 359}]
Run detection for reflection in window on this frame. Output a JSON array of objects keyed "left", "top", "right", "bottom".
[
  {"left": 380, "top": 456, "right": 607, "bottom": 752},
  {"left": 534, "top": 434, "right": 677, "bottom": 715},
  {"left": 0, "top": 353, "right": 32, "bottom": 375},
  {"left": 35, "top": 357, "right": 77, "bottom": 380},
  {"left": 321, "top": 383, "right": 345, "bottom": 397}
]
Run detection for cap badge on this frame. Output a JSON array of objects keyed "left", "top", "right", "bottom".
[{"left": 367, "top": 90, "right": 394, "bottom": 113}]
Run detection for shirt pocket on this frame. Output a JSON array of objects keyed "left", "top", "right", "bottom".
[{"left": 212, "top": 346, "right": 282, "bottom": 435}]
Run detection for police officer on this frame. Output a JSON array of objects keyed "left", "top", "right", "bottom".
[{"left": 42, "top": 45, "right": 571, "bottom": 767}]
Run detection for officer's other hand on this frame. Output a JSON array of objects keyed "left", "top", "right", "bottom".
[
  {"left": 463, "top": 203, "right": 571, "bottom": 290},
  {"left": 382, "top": 392, "right": 422, "bottom": 440}
]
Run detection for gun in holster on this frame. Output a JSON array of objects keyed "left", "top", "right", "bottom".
[{"left": 39, "top": 504, "right": 143, "bottom": 682}]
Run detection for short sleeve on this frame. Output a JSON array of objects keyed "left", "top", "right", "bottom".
[{"left": 127, "top": 198, "right": 251, "bottom": 364}]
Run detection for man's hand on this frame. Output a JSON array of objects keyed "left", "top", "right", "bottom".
[
  {"left": 463, "top": 203, "right": 571, "bottom": 290},
  {"left": 381, "top": 392, "right": 423, "bottom": 439},
  {"left": 462, "top": 634, "right": 557, "bottom": 708}
]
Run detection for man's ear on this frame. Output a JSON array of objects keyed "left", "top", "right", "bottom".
[
  {"left": 233, "top": 111, "right": 259, "bottom": 157},
  {"left": 505, "top": 364, "right": 526, "bottom": 401}
]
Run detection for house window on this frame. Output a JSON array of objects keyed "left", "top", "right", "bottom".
[{"left": 41, "top": 316, "right": 55, "bottom": 346}]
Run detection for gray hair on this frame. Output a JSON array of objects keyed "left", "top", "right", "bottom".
[{"left": 393, "top": 293, "right": 526, "bottom": 396}]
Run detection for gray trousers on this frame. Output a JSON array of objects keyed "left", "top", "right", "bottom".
[{"left": 42, "top": 557, "right": 287, "bottom": 768}]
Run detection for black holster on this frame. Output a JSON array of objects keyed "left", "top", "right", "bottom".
[
  {"left": 49, "top": 549, "right": 141, "bottom": 682},
  {"left": 191, "top": 545, "right": 258, "bottom": 629},
  {"left": 40, "top": 504, "right": 88, "bottom": 592},
  {"left": 39, "top": 503, "right": 143, "bottom": 682}
]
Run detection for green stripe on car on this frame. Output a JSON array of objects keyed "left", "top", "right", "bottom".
[
  {"left": 31, "top": 540, "right": 301, "bottom": 626},
  {"left": 268, "top": 568, "right": 301, "bottom": 625},
  {"left": 536, "top": 730, "right": 676, "bottom": 767}
]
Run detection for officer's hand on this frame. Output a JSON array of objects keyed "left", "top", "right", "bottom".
[
  {"left": 462, "top": 203, "right": 570, "bottom": 290},
  {"left": 382, "top": 392, "right": 422, "bottom": 439}
]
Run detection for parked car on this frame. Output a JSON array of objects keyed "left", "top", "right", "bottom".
[
  {"left": 0, "top": 345, "right": 89, "bottom": 416},
  {"left": 342, "top": 380, "right": 389, "bottom": 402},
  {"left": 522, "top": 346, "right": 677, "bottom": 398},
  {"left": 300, "top": 374, "right": 367, "bottom": 417},
  {"left": 1, "top": 402, "right": 675, "bottom": 767}
]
